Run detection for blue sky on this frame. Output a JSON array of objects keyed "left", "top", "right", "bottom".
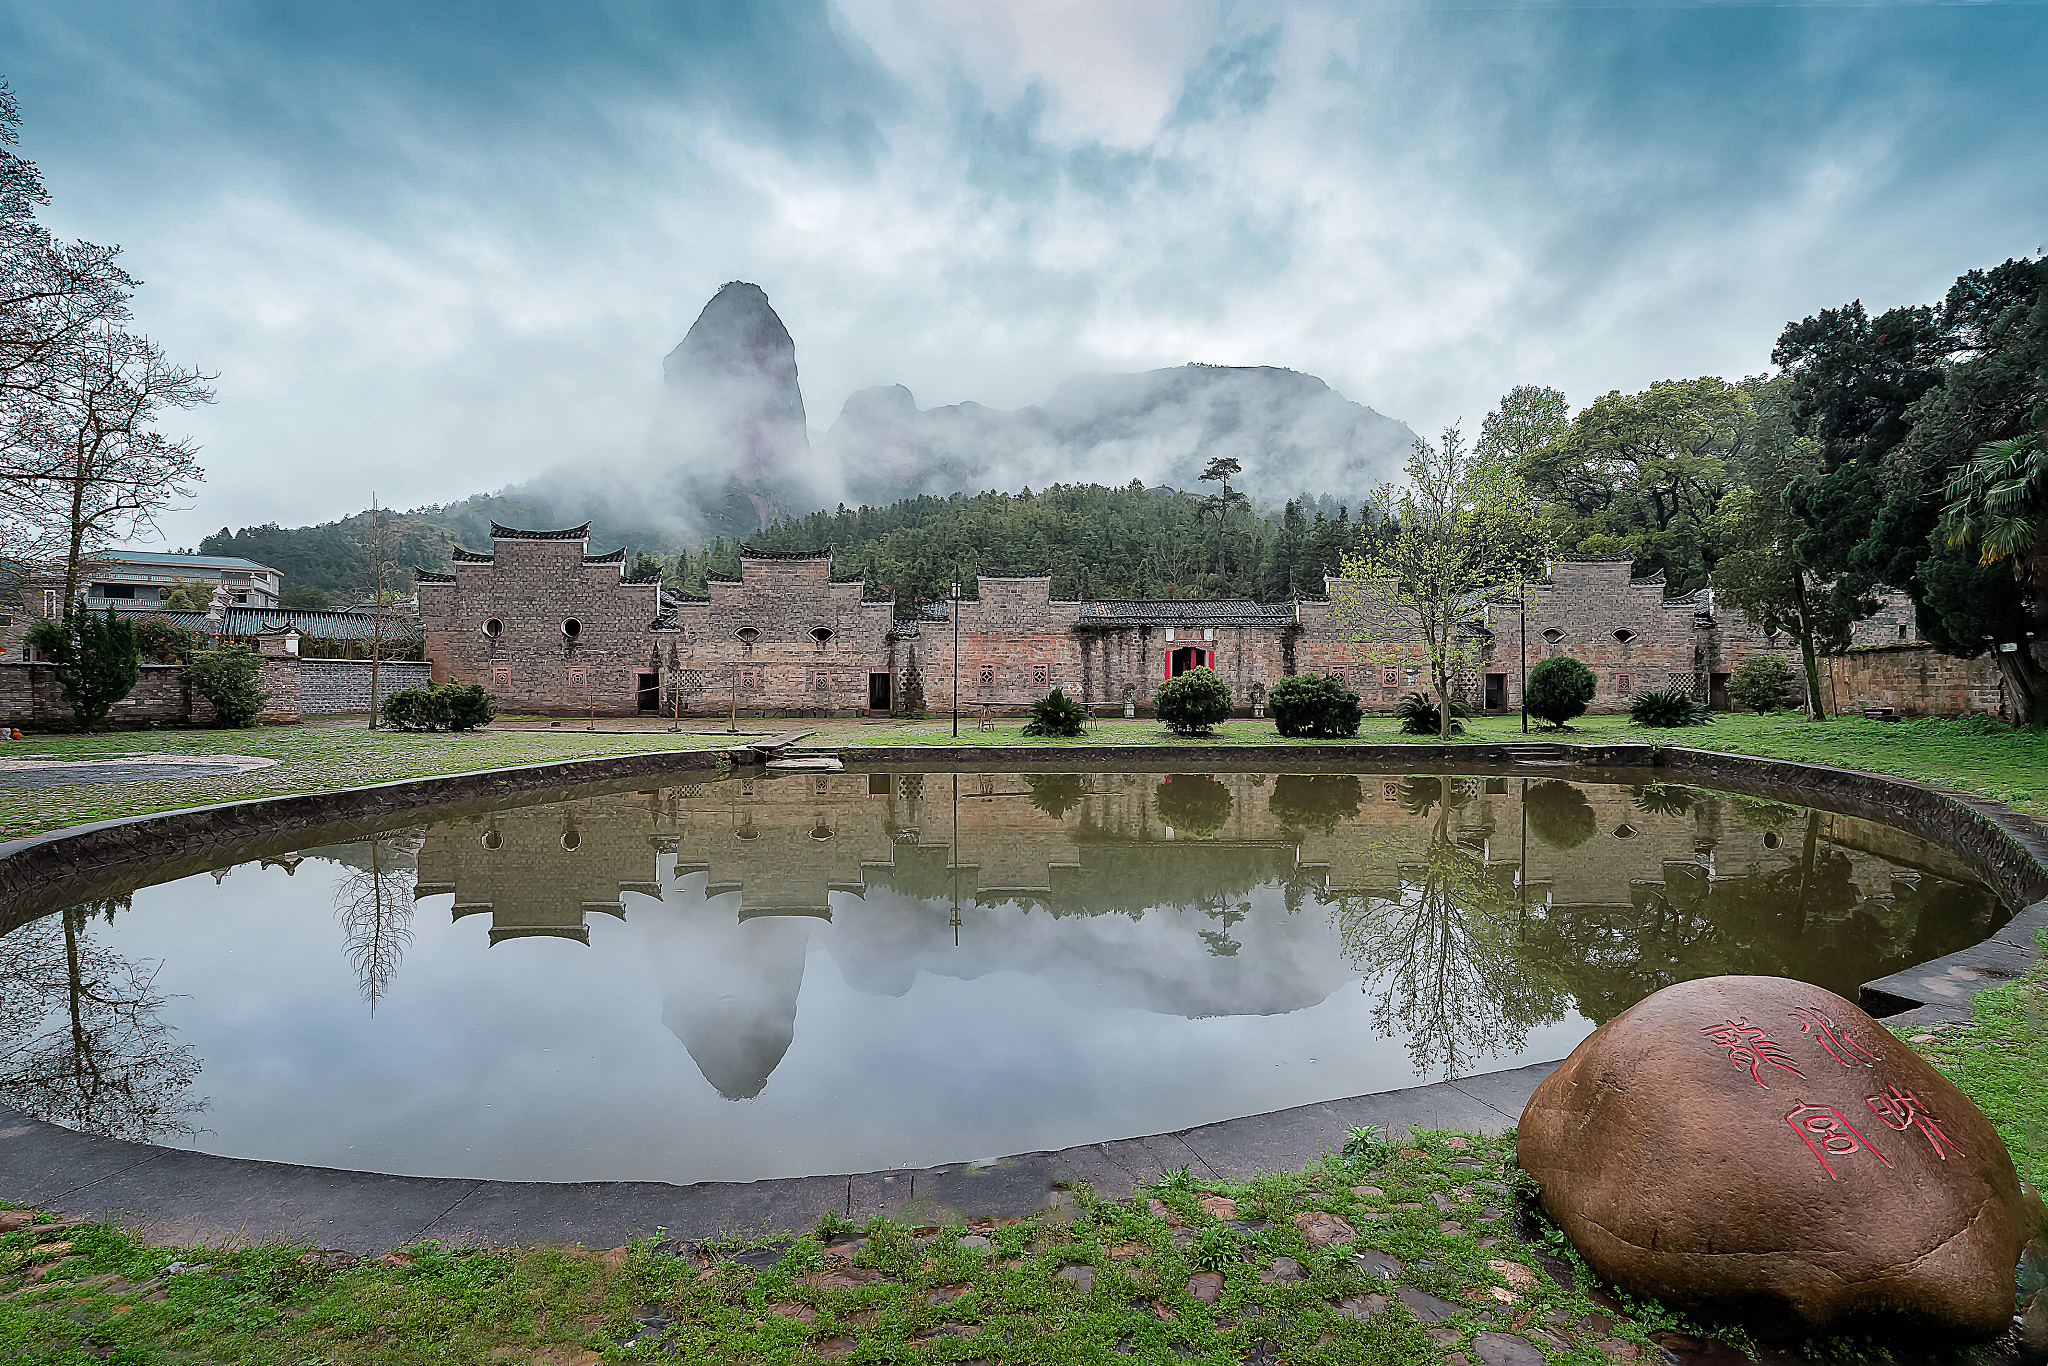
[{"left": 6, "top": 0, "right": 2043, "bottom": 544}]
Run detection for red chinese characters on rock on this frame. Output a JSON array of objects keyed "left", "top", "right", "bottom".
[
  {"left": 1865, "top": 1084, "right": 1965, "bottom": 1160},
  {"left": 1701, "top": 1017, "right": 1806, "bottom": 1089},
  {"left": 1784, "top": 1101, "right": 1893, "bottom": 1179},
  {"left": 1788, "top": 1006, "right": 1880, "bottom": 1067}
]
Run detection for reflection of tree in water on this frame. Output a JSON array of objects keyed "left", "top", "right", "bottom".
[
  {"left": 1268, "top": 774, "right": 1362, "bottom": 834},
  {"left": 1525, "top": 780, "right": 1596, "bottom": 849},
  {"left": 1023, "top": 773, "right": 1087, "bottom": 820},
  {"left": 1332, "top": 784, "right": 1566, "bottom": 1079},
  {"left": 333, "top": 835, "right": 420, "bottom": 1013},
  {"left": 1155, "top": 774, "right": 1232, "bottom": 838},
  {"left": 1528, "top": 807, "right": 2004, "bottom": 1020},
  {"left": 0, "top": 899, "right": 206, "bottom": 1142},
  {"left": 1628, "top": 782, "right": 1696, "bottom": 819},
  {"left": 1395, "top": 775, "right": 1477, "bottom": 820}
]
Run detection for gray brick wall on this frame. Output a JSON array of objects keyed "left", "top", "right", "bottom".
[{"left": 299, "top": 659, "right": 433, "bottom": 714}]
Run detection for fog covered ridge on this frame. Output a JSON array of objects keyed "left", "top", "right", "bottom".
[{"left": 823, "top": 363, "right": 1418, "bottom": 509}]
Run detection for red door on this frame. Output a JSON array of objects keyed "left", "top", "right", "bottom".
[{"left": 1167, "top": 647, "right": 1211, "bottom": 678}]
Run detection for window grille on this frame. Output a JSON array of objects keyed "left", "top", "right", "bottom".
[
  {"left": 978, "top": 663, "right": 995, "bottom": 687},
  {"left": 491, "top": 666, "right": 510, "bottom": 691},
  {"left": 813, "top": 670, "right": 830, "bottom": 691},
  {"left": 1031, "top": 663, "right": 1050, "bottom": 687},
  {"left": 1383, "top": 669, "right": 1398, "bottom": 686},
  {"left": 1618, "top": 673, "right": 1632, "bottom": 694}
]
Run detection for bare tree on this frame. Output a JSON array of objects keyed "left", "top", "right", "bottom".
[{"left": 0, "top": 899, "right": 207, "bottom": 1142}]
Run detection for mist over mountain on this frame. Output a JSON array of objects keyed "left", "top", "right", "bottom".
[{"left": 824, "top": 364, "right": 1416, "bottom": 511}]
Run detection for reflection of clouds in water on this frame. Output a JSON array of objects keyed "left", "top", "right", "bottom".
[{"left": 660, "top": 914, "right": 813, "bottom": 1100}]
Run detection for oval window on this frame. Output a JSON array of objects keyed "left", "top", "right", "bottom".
[
  {"left": 810, "top": 823, "right": 835, "bottom": 841},
  {"left": 562, "top": 618, "right": 581, "bottom": 639},
  {"left": 480, "top": 830, "right": 502, "bottom": 850},
  {"left": 735, "top": 627, "right": 760, "bottom": 644},
  {"left": 482, "top": 617, "right": 502, "bottom": 638},
  {"left": 1614, "top": 629, "right": 1636, "bottom": 644},
  {"left": 1541, "top": 628, "right": 1564, "bottom": 644},
  {"left": 1763, "top": 832, "right": 1781, "bottom": 850},
  {"left": 560, "top": 829, "right": 581, "bottom": 851}
]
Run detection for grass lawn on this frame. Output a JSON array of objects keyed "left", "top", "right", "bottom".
[
  {"left": 5, "top": 1128, "right": 1852, "bottom": 1366},
  {"left": 3, "top": 709, "right": 2044, "bottom": 844}
]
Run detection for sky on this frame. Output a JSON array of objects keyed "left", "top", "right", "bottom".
[{"left": 5, "top": 0, "right": 2044, "bottom": 548}]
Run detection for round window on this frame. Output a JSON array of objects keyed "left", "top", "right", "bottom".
[
  {"left": 482, "top": 618, "right": 502, "bottom": 638},
  {"left": 1541, "top": 628, "right": 1565, "bottom": 644},
  {"left": 810, "top": 823, "right": 835, "bottom": 841},
  {"left": 561, "top": 830, "right": 581, "bottom": 851},
  {"left": 1763, "top": 832, "right": 1781, "bottom": 850},
  {"left": 481, "top": 830, "right": 502, "bottom": 850},
  {"left": 562, "top": 618, "right": 581, "bottom": 639}
]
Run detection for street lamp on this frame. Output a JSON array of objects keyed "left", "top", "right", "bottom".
[{"left": 950, "top": 579, "right": 962, "bottom": 739}]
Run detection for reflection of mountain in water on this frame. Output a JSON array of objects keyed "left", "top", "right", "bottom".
[{"left": 406, "top": 771, "right": 2006, "bottom": 1098}]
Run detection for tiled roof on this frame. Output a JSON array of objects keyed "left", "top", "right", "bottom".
[
  {"left": 414, "top": 569, "right": 455, "bottom": 584},
  {"left": 620, "top": 572, "right": 663, "bottom": 585},
  {"left": 1630, "top": 569, "right": 1666, "bottom": 586},
  {"left": 92, "top": 550, "right": 280, "bottom": 573},
  {"left": 977, "top": 569, "right": 1049, "bottom": 580},
  {"left": 491, "top": 522, "right": 590, "bottom": 541},
  {"left": 736, "top": 545, "right": 831, "bottom": 560},
  {"left": 829, "top": 572, "right": 865, "bottom": 583},
  {"left": 583, "top": 547, "right": 627, "bottom": 565},
  {"left": 705, "top": 571, "right": 741, "bottom": 584},
  {"left": 107, "top": 604, "right": 420, "bottom": 641},
  {"left": 888, "top": 620, "right": 922, "bottom": 638},
  {"left": 919, "top": 601, "right": 953, "bottom": 621},
  {"left": 450, "top": 548, "right": 493, "bottom": 563},
  {"left": 1554, "top": 553, "right": 1635, "bottom": 563},
  {"left": 1076, "top": 600, "right": 1296, "bottom": 627}
]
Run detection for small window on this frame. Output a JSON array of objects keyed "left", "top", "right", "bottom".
[
  {"left": 1614, "top": 629, "right": 1636, "bottom": 644},
  {"left": 810, "top": 823, "right": 835, "bottom": 841},
  {"left": 1618, "top": 673, "right": 1632, "bottom": 694},
  {"left": 1763, "top": 832, "right": 1781, "bottom": 850},
  {"left": 1383, "top": 669, "right": 1398, "bottom": 686},
  {"left": 735, "top": 627, "right": 760, "bottom": 644},
  {"left": 1898, "top": 624, "right": 1908, "bottom": 640},
  {"left": 1031, "top": 663, "right": 1050, "bottom": 687},
  {"left": 561, "top": 830, "right": 581, "bottom": 851},
  {"left": 978, "top": 663, "right": 995, "bottom": 687},
  {"left": 1331, "top": 667, "right": 1346, "bottom": 685},
  {"left": 482, "top": 618, "right": 502, "bottom": 638},
  {"left": 810, "top": 627, "right": 833, "bottom": 644},
  {"left": 562, "top": 618, "right": 581, "bottom": 639},
  {"left": 1484, "top": 778, "right": 1508, "bottom": 796},
  {"left": 813, "top": 670, "right": 829, "bottom": 691},
  {"left": 481, "top": 830, "right": 503, "bottom": 850},
  {"left": 1541, "top": 628, "right": 1564, "bottom": 644},
  {"left": 739, "top": 668, "right": 758, "bottom": 691},
  {"left": 1614, "top": 824, "right": 1639, "bottom": 839},
  {"left": 491, "top": 665, "right": 510, "bottom": 690},
  {"left": 735, "top": 823, "right": 760, "bottom": 841}
]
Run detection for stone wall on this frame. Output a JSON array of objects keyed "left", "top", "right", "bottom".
[
  {"left": 298, "top": 659, "right": 432, "bottom": 714},
  {"left": 666, "top": 551, "right": 898, "bottom": 717},
  {"left": 1820, "top": 644, "right": 2003, "bottom": 717}
]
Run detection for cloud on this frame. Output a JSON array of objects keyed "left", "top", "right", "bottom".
[{"left": 1, "top": 0, "right": 2040, "bottom": 545}]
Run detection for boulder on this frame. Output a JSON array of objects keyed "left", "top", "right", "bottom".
[{"left": 1518, "top": 975, "right": 2032, "bottom": 1339}]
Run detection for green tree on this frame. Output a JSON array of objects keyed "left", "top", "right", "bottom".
[
  {"left": 279, "top": 582, "right": 330, "bottom": 610},
  {"left": 23, "top": 603, "right": 140, "bottom": 729},
  {"left": 1940, "top": 407, "right": 2046, "bottom": 597},
  {"left": 161, "top": 575, "right": 211, "bottom": 609},
  {"left": 1340, "top": 425, "right": 1547, "bottom": 739},
  {"left": 1525, "top": 654, "right": 1595, "bottom": 729},
  {"left": 1154, "top": 666, "right": 1232, "bottom": 736},
  {"left": 185, "top": 646, "right": 270, "bottom": 727},
  {"left": 1709, "top": 378, "right": 1868, "bottom": 720},
  {"left": 1268, "top": 672, "right": 1362, "bottom": 739},
  {"left": 1475, "top": 384, "right": 1569, "bottom": 483},
  {"left": 131, "top": 614, "right": 196, "bottom": 664},
  {"left": 1727, "top": 653, "right": 1795, "bottom": 714}
]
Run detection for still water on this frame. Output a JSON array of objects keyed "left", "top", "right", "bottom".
[{"left": 3, "top": 768, "right": 2007, "bottom": 1184}]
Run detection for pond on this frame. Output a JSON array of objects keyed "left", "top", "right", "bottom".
[{"left": 1, "top": 767, "right": 2009, "bottom": 1184}]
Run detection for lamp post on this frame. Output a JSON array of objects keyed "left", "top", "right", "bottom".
[
  {"left": 950, "top": 579, "right": 961, "bottom": 739},
  {"left": 1519, "top": 578, "right": 1528, "bottom": 734}
]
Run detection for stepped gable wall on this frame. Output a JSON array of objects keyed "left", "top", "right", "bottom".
[
  {"left": 1313, "top": 582, "right": 1447, "bottom": 708},
  {"left": 420, "top": 523, "right": 664, "bottom": 715},
  {"left": 1485, "top": 557, "right": 1700, "bottom": 712},
  {"left": 658, "top": 549, "right": 896, "bottom": 714}
]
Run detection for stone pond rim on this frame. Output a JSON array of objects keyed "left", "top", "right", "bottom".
[{"left": 1, "top": 740, "right": 2043, "bottom": 1213}]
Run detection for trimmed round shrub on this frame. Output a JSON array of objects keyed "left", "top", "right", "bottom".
[
  {"left": 1155, "top": 773, "right": 1233, "bottom": 837},
  {"left": 1525, "top": 779, "right": 1597, "bottom": 850},
  {"left": 1393, "top": 691, "right": 1473, "bottom": 736},
  {"left": 1526, "top": 655, "right": 1596, "bottom": 729},
  {"left": 1268, "top": 773, "right": 1362, "bottom": 833},
  {"left": 1022, "top": 687, "right": 1087, "bottom": 737},
  {"left": 1154, "top": 666, "right": 1232, "bottom": 736},
  {"left": 186, "top": 647, "right": 271, "bottom": 729},
  {"left": 1269, "top": 673, "right": 1362, "bottom": 739},
  {"left": 1628, "top": 686, "right": 1713, "bottom": 728},
  {"left": 1727, "top": 653, "right": 1796, "bottom": 714},
  {"left": 381, "top": 682, "right": 497, "bottom": 731}
]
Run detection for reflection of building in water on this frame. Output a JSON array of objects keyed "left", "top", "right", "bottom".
[
  {"left": 416, "top": 798, "right": 665, "bottom": 945},
  {"left": 409, "top": 771, "right": 2002, "bottom": 1093}
]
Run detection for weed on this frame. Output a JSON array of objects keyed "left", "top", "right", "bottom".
[{"left": 1341, "top": 1123, "right": 1392, "bottom": 1166}]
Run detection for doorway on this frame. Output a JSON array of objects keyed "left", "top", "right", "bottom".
[
  {"left": 636, "top": 672, "right": 660, "bottom": 713},
  {"left": 1710, "top": 672, "right": 1731, "bottom": 711},
  {"left": 1168, "top": 647, "right": 1210, "bottom": 678},
  {"left": 868, "top": 672, "right": 891, "bottom": 711},
  {"left": 1484, "top": 673, "right": 1506, "bottom": 710}
]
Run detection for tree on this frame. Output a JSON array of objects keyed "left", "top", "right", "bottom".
[
  {"left": 1518, "top": 378, "right": 1758, "bottom": 591},
  {"left": 1154, "top": 666, "right": 1232, "bottom": 735},
  {"left": 1268, "top": 672, "right": 1362, "bottom": 738},
  {"left": 1154, "top": 773, "right": 1233, "bottom": 837},
  {"left": 1339, "top": 425, "right": 1547, "bottom": 739},
  {"left": 1727, "top": 653, "right": 1795, "bottom": 714},
  {"left": 161, "top": 575, "right": 212, "bottom": 609},
  {"left": 333, "top": 834, "right": 419, "bottom": 1014},
  {"left": 1940, "top": 407, "right": 2046, "bottom": 597},
  {"left": 280, "top": 582, "right": 331, "bottom": 611},
  {"left": 1475, "top": 384, "right": 1569, "bottom": 482},
  {"left": 22, "top": 603, "right": 138, "bottom": 729},
  {"left": 185, "top": 646, "right": 270, "bottom": 727},
  {"left": 1709, "top": 377, "right": 1869, "bottom": 719},
  {"left": 1525, "top": 655, "right": 1595, "bottom": 729}
]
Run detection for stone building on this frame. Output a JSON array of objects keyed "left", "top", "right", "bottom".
[{"left": 412, "top": 526, "right": 2008, "bottom": 720}]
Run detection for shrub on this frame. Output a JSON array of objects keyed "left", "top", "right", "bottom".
[
  {"left": 1024, "top": 772, "right": 1087, "bottom": 819},
  {"left": 186, "top": 647, "right": 271, "bottom": 728},
  {"left": 1154, "top": 773, "right": 1233, "bottom": 837},
  {"left": 1526, "top": 656, "right": 1596, "bottom": 729},
  {"left": 1153, "top": 666, "right": 1232, "bottom": 736},
  {"left": 1022, "top": 687, "right": 1087, "bottom": 737},
  {"left": 1393, "top": 691, "right": 1473, "bottom": 736},
  {"left": 381, "top": 682, "right": 497, "bottom": 731},
  {"left": 1269, "top": 673, "right": 1362, "bottom": 738},
  {"left": 1525, "top": 779, "right": 1597, "bottom": 850},
  {"left": 1628, "top": 686, "right": 1713, "bottom": 728},
  {"left": 24, "top": 606, "right": 140, "bottom": 730},
  {"left": 1727, "top": 653, "right": 1796, "bottom": 714},
  {"left": 1267, "top": 773, "right": 1362, "bottom": 833},
  {"left": 132, "top": 615, "right": 199, "bottom": 665}
]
